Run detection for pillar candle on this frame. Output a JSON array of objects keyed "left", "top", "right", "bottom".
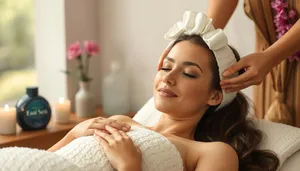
[
  {"left": 54, "top": 98, "right": 71, "bottom": 124},
  {"left": 0, "top": 105, "right": 16, "bottom": 135}
]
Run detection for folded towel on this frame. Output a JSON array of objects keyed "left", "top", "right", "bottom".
[{"left": 253, "top": 119, "right": 300, "bottom": 167}]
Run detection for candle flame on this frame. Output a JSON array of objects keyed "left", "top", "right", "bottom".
[
  {"left": 4, "top": 104, "right": 9, "bottom": 111},
  {"left": 59, "top": 97, "right": 65, "bottom": 104}
]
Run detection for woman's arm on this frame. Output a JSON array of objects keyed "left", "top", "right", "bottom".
[
  {"left": 47, "top": 132, "right": 75, "bottom": 152},
  {"left": 207, "top": 0, "right": 239, "bottom": 29}
]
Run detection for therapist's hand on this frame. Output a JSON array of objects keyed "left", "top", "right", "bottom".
[
  {"left": 220, "top": 51, "right": 275, "bottom": 92},
  {"left": 157, "top": 44, "right": 172, "bottom": 71}
]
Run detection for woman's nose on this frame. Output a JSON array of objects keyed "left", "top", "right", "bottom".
[{"left": 162, "top": 73, "right": 176, "bottom": 86}]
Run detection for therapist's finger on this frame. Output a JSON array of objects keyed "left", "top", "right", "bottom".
[
  {"left": 157, "top": 43, "right": 172, "bottom": 71},
  {"left": 223, "top": 80, "right": 253, "bottom": 92},
  {"left": 220, "top": 68, "right": 254, "bottom": 86},
  {"left": 222, "top": 59, "right": 248, "bottom": 77}
]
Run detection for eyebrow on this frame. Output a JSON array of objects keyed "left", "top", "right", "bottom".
[{"left": 165, "top": 57, "right": 203, "bottom": 73}]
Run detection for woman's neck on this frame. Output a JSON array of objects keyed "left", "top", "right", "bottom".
[{"left": 150, "top": 113, "right": 203, "bottom": 140}]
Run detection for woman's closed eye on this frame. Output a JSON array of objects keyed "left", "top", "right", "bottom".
[
  {"left": 160, "top": 67, "right": 171, "bottom": 71},
  {"left": 183, "top": 73, "right": 197, "bottom": 78},
  {"left": 160, "top": 67, "right": 197, "bottom": 79}
]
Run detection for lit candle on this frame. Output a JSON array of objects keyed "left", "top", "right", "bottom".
[
  {"left": 54, "top": 97, "right": 71, "bottom": 124},
  {"left": 0, "top": 105, "right": 16, "bottom": 135}
]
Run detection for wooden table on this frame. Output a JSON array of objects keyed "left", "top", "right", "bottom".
[{"left": 0, "top": 108, "right": 135, "bottom": 150}]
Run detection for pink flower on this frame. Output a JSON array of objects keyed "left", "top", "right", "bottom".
[
  {"left": 289, "top": 10, "right": 297, "bottom": 19},
  {"left": 67, "top": 41, "right": 82, "bottom": 60},
  {"left": 286, "top": 24, "right": 293, "bottom": 30},
  {"left": 271, "top": 0, "right": 288, "bottom": 11},
  {"left": 84, "top": 41, "right": 100, "bottom": 57}
]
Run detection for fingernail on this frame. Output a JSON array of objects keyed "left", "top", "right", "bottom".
[
  {"left": 223, "top": 70, "right": 230, "bottom": 77},
  {"left": 221, "top": 85, "right": 228, "bottom": 89},
  {"left": 122, "top": 127, "right": 128, "bottom": 131},
  {"left": 125, "top": 124, "right": 131, "bottom": 128},
  {"left": 166, "top": 41, "right": 173, "bottom": 49}
]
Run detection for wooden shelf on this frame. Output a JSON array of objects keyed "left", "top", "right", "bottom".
[{"left": 0, "top": 108, "right": 135, "bottom": 150}]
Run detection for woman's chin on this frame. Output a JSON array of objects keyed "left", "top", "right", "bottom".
[{"left": 154, "top": 95, "right": 178, "bottom": 113}]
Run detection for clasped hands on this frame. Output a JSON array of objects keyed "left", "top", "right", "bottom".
[{"left": 69, "top": 117, "right": 142, "bottom": 171}]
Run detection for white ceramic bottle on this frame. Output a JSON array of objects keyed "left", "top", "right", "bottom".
[{"left": 102, "top": 60, "right": 130, "bottom": 115}]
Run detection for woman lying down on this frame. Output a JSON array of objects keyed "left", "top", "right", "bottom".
[{"left": 0, "top": 12, "right": 280, "bottom": 171}]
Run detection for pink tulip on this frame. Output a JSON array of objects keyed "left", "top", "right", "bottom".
[
  {"left": 84, "top": 41, "right": 100, "bottom": 57},
  {"left": 67, "top": 41, "right": 82, "bottom": 60}
]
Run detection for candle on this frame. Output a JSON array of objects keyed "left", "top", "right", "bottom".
[
  {"left": 0, "top": 105, "right": 16, "bottom": 135},
  {"left": 54, "top": 97, "right": 71, "bottom": 124}
]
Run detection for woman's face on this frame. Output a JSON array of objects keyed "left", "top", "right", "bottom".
[{"left": 153, "top": 40, "right": 221, "bottom": 117}]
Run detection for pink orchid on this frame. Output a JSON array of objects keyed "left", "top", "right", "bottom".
[
  {"left": 288, "top": 53, "right": 300, "bottom": 62},
  {"left": 286, "top": 24, "right": 293, "bottom": 30},
  {"left": 271, "top": 0, "right": 299, "bottom": 63},
  {"left": 271, "top": 0, "right": 288, "bottom": 11},
  {"left": 289, "top": 10, "right": 297, "bottom": 19},
  {"left": 84, "top": 41, "right": 100, "bottom": 57},
  {"left": 67, "top": 41, "right": 82, "bottom": 60}
]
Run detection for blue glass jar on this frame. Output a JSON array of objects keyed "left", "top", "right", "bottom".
[{"left": 16, "top": 87, "right": 51, "bottom": 130}]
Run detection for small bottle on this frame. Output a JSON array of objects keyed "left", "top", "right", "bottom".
[
  {"left": 16, "top": 87, "right": 51, "bottom": 130},
  {"left": 102, "top": 60, "right": 130, "bottom": 115}
]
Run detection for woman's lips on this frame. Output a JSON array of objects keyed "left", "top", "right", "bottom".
[{"left": 158, "top": 88, "right": 178, "bottom": 98}]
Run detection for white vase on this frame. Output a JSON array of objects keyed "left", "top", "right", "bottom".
[{"left": 75, "top": 81, "right": 95, "bottom": 117}]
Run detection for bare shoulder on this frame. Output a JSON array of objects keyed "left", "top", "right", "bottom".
[{"left": 195, "top": 141, "right": 238, "bottom": 171}]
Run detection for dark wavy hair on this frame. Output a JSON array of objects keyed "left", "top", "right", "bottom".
[{"left": 171, "top": 35, "right": 279, "bottom": 171}]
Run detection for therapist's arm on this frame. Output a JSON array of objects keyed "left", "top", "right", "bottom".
[
  {"left": 264, "top": 19, "right": 300, "bottom": 65},
  {"left": 207, "top": 0, "right": 239, "bottom": 29},
  {"left": 221, "top": 19, "right": 300, "bottom": 92}
]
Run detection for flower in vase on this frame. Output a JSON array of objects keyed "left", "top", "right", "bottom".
[
  {"left": 84, "top": 41, "right": 100, "bottom": 57},
  {"left": 63, "top": 40, "right": 100, "bottom": 82},
  {"left": 67, "top": 41, "right": 81, "bottom": 60}
]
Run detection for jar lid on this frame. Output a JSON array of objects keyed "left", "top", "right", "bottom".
[{"left": 26, "top": 87, "right": 38, "bottom": 97}]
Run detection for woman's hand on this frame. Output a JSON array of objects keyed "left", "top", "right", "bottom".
[
  {"left": 94, "top": 125, "right": 142, "bottom": 171},
  {"left": 69, "top": 117, "right": 131, "bottom": 139},
  {"left": 220, "top": 51, "right": 275, "bottom": 92}
]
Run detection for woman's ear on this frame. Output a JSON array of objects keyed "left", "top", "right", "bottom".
[{"left": 207, "top": 90, "right": 223, "bottom": 106}]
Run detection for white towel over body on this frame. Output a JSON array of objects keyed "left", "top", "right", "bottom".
[
  {"left": 0, "top": 126, "right": 184, "bottom": 171},
  {"left": 55, "top": 126, "right": 184, "bottom": 171}
]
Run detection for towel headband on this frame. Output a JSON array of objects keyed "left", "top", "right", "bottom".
[{"left": 164, "top": 11, "right": 238, "bottom": 110}]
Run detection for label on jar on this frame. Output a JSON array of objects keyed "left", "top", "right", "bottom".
[{"left": 24, "top": 99, "right": 51, "bottom": 129}]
